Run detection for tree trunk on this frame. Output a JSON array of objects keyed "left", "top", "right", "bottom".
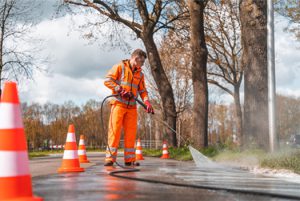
[
  {"left": 240, "top": 1, "right": 269, "bottom": 150},
  {"left": 142, "top": 36, "right": 178, "bottom": 147},
  {"left": 234, "top": 85, "right": 243, "bottom": 145},
  {"left": 188, "top": 1, "right": 209, "bottom": 148}
]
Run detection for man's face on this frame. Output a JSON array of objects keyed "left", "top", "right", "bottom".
[{"left": 134, "top": 56, "right": 146, "bottom": 68}]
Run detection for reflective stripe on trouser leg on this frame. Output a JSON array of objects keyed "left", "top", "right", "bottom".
[
  {"left": 105, "top": 147, "right": 118, "bottom": 162},
  {"left": 106, "top": 105, "right": 126, "bottom": 162},
  {"left": 123, "top": 108, "right": 137, "bottom": 162}
]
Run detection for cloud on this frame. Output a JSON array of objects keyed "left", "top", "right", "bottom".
[
  {"left": 19, "top": 71, "right": 111, "bottom": 105},
  {"left": 14, "top": 3, "right": 144, "bottom": 105},
  {"left": 33, "top": 13, "right": 142, "bottom": 79},
  {"left": 275, "top": 15, "right": 300, "bottom": 93}
]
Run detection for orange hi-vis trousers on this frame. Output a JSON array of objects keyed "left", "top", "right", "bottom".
[{"left": 105, "top": 104, "right": 137, "bottom": 163}]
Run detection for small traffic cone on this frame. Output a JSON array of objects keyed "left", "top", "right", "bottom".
[
  {"left": 135, "top": 138, "right": 144, "bottom": 160},
  {"left": 161, "top": 141, "right": 170, "bottom": 159},
  {"left": 78, "top": 135, "right": 90, "bottom": 163},
  {"left": 0, "top": 81, "right": 43, "bottom": 201},
  {"left": 58, "top": 124, "right": 84, "bottom": 173}
]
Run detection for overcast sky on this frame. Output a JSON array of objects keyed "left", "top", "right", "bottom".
[{"left": 5, "top": 1, "right": 300, "bottom": 105}]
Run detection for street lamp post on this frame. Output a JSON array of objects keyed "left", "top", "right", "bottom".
[{"left": 267, "top": 0, "right": 277, "bottom": 152}]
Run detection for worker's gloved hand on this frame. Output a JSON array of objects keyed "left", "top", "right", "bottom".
[
  {"left": 121, "top": 90, "right": 133, "bottom": 99},
  {"left": 144, "top": 100, "right": 154, "bottom": 114},
  {"left": 116, "top": 86, "right": 133, "bottom": 99}
]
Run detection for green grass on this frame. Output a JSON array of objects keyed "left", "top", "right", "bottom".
[
  {"left": 213, "top": 149, "right": 266, "bottom": 161},
  {"left": 260, "top": 149, "right": 300, "bottom": 174},
  {"left": 169, "top": 147, "right": 193, "bottom": 161},
  {"left": 212, "top": 147, "right": 300, "bottom": 174},
  {"left": 86, "top": 148, "right": 106, "bottom": 152},
  {"left": 28, "top": 148, "right": 106, "bottom": 159},
  {"left": 200, "top": 146, "right": 220, "bottom": 158},
  {"left": 143, "top": 148, "right": 162, "bottom": 157},
  {"left": 28, "top": 150, "right": 64, "bottom": 159},
  {"left": 143, "top": 147, "right": 193, "bottom": 161}
]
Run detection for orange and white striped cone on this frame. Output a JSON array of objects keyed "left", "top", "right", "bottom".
[
  {"left": 78, "top": 135, "right": 90, "bottom": 163},
  {"left": 0, "top": 81, "right": 43, "bottom": 201},
  {"left": 160, "top": 141, "right": 170, "bottom": 159},
  {"left": 135, "top": 138, "right": 144, "bottom": 160},
  {"left": 57, "top": 124, "right": 84, "bottom": 173}
]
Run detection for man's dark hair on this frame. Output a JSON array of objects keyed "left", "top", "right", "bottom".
[{"left": 131, "top": 49, "right": 147, "bottom": 59}]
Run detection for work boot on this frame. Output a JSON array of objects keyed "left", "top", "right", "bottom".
[
  {"left": 124, "top": 161, "right": 140, "bottom": 166},
  {"left": 104, "top": 161, "right": 114, "bottom": 166}
]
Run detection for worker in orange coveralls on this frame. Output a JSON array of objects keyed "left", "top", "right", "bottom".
[{"left": 104, "top": 49, "right": 154, "bottom": 166}]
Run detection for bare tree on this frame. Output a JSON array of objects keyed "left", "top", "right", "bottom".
[
  {"left": 240, "top": 1, "right": 269, "bottom": 150},
  {"left": 159, "top": 32, "right": 193, "bottom": 146},
  {"left": 0, "top": 0, "right": 44, "bottom": 96},
  {"left": 143, "top": 28, "right": 193, "bottom": 146},
  {"left": 205, "top": 1, "right": 243, "bottom": 145},
  {"left": 63, "top": 0, "right": 189, "bottom": 147},
  {"left": 276, "top": 94, "right": 300, "bottom": 140},
  {"left": 274, "top": 0, "right": 300, "bottom": 39},
  {"left": 187, "top": 0, "right": 209, "bottom": 148}
]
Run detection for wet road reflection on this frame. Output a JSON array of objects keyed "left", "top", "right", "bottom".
[
  {"left": 33, "top": 157, "right": 298, "bottom": 201},
  {"left": 159, "top": 165, "right": 300, "bottom": 199}
]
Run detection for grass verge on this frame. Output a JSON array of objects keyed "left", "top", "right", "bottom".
[
  {"left": 28, "top": 150, "right": 64, "bottom": 159},
  {"left": 260, "top": 149, "right": 300, "bottom": 174},
  {"left": 143, "top": 147, "right": 193, "bottom": 161}
]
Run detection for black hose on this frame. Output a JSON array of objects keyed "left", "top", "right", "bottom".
[
  {"left": 100, "top": 94, "right": 140, "bottom": 170},
  {"left": 101, "top": 95, "right": 300, "bottom": 200}
]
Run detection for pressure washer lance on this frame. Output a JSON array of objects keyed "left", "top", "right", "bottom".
[
  {"left": 134, "top": 96, "right": 188, "bottom": 144},
  {"left": 133, "top": 97, "right": 154, "bottom": 114}
]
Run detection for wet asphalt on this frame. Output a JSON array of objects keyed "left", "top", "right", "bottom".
[{"left": 30, "top": 153, "right": 300, "bottom": 201}]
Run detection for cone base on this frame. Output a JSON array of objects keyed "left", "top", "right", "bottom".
[
  {"left": 161, "top": 155, "right": 170, "bottom": 159},
  {"left": 136, "top": 156, "right": 144, "bottom": 160},
  {"left": 57, "top": 167, "right": 84, "bottom": 173},
  {"left": 8, "top": 196, "right": 43, "bottom": 201},
  {"left": 79, "top": 159, "right": 90, "bottom": 163}
]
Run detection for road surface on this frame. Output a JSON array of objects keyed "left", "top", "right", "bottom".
[{"left": 30, "top": 152, "right": 299, "bottom": 201}]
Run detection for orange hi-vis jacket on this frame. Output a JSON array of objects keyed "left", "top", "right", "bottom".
[{"left": 104, "top": 60, "right": 149, "bottom": 108}]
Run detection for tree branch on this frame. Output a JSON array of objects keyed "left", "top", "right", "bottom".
[{"left": 208, "top": 79, "right": 233, "bottom": 96}]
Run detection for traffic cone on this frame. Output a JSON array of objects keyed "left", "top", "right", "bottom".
[
  {"left": 0, "top": 81, "right": 43, "bottom": 201},
  {"left": 57, "top": 124, "right": 84, "bottom": 173},
  {"left": 161, "top": 141, "right": 170, "bottom": 159},
  {"left": 78, "top": 135, "right": 90, "bottom": 163},
  {"left": 135, "top": 138, "right": 144, "bottom": 160}
]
